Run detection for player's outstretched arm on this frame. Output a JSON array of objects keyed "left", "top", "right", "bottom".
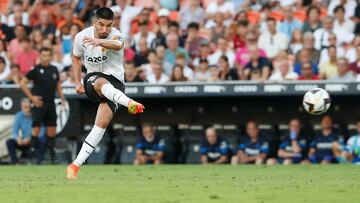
[{"left": 83, "top": 36, "right": 124, "bottom": 51}]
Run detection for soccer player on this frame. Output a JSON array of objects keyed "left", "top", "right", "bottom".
[
  {"left": 66, "top": 7, "right": 144, "bottom": 179},
  {"left": 234, "top": 121, "right": 269, "bottom": 165},
  {"left": 277, "top": 119, "right": 307, "bottom": 165},
  {"left": 200, "top": 127, "right": 231, "bottom": 164},
  {"left": 20, "top": 47, "right": 66, "bottom": 164},
  {"left": 133, "top": 123, "right": 165, "bottom": 165},
  {"left": 307, "top": 116, "right": 343, "bottom": 164}
]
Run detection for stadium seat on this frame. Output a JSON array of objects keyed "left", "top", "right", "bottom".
[
  {"left": 179, "top": 125, "right": 204, "bottom": 164},
  {"left": 258, "top": 124, "right": 279, "bottom": 158},
  {"left": 54, "top": 137, "right": 74, "bottom": 164},
  {"left": 155, "top": 125, "right": 177, "bottom": 163},
  {"left": 118, "top": 125, "right": 140, "bottom": 164},
  {"left": 215, "top": 124, "right": 239, "bottom": 152}
]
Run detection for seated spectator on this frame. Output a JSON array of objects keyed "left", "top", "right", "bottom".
[
  {"left": 0, "top": 39, "right": 8, "bottom": 61},
  {"left": 153, "top": 8, "right": 171, "bottom": 42},
  {"left": 157, "top": 21, "right": 185, "bottom": 48},
  {"left": 170, "top": 64, "right": 188, "bottom": 82},
  {"left": 133, "top": 20, "right": 156, "bottom": 52},
  {"left": 298, "top": 62, "right": 319, "bottom": 80},
  {"left": 345, "top": 35, "right": 360, "bottom": 64},
  {"left": 179, "top": 0, "right": 205, "bottom": 31},
  {"left": 333, "top": 5, "right": 355, "bottom": 34},
  {"left": 243, "top": 45, "right": 272, "bottom": 82},
  {"left": 258, "top": 17, "right": 289, "bottom": 59},
  {"left": 192, "top": 42, "right": 212, "bottom": 67},
  {"left": 233, "top": 121, "right": 269, "bottom": 165},
  {"left": 6, "top": 98, "right": 44, "bottom": 164},
  {"left": 296, "top": 32, "right": 320, "bottom": 65},
  {"left": 194, "top": 59, "right": 211, "bottom": 81},
  {"left": 56, "top": 7, "right": 85, "bottom": 37},
  {"left": 235, "top": 33, "right": 267, "bottom": 68},
  {"left": 206, "top": 0, "right": 235, "bottom": 27},
  {"left": 7, "top": 24, "right": 27, "bottom": 62},
  {"left": 125, "top": 62, "right": 143, "bottom": 83},
  {"left": 209, "top": 12, "right": 226, "bottom": 46},
  {"left": 141, "top": 51, "right": 158, "bottom": 77},
  {"left": 277, "top": 119, "right": 307, "bottom": 165},
  {"left": 15, "top": 38, "right": 39, "bottom": 76},
  {"left": 130, "top": 8, "right": 155, "bottom": 36},
  {"left": 7, "top": 1, "right": 29, "bottom": 27},
  {"left": 134, "top": 123, "right": 165, "bottom": 165},
  {"left": 302, "top": 6, "right": 322, "bottom": 33},
  {"left": 233, "top": 20, "right": 248, "bottom": 50},
  {"left": 0, "top": 56, "right": 10, "bottom": 83},
  {"left": 146, "top": 62, "right": 169, "bottom": 84},
  {"left": 164, "top": 33, "right": 189, "bottom": 65},
  {"left": 319, "top": 33, "right": 345, "bottom": 64},
  {"left": 175, "top": 53, "right": 194, "bottom": 81},
  {"left": 134, "top": 38, "right": 150, "bottom": 67},
  {"left": 328, "top": 57, "right": 355, "bottom": 81},
  {"left": 269, "top": 60, "right": 298, "bottom": 82},
  {"left": 218, "top": 55, "right": 232, "bottom": 81},
  {"left": 289, "top": 29, "right": 303, "bottom": 55},
  {"left": 306, "top": 116, "right": 343, "bottom": 164},
  {"left": 200, "top": 127, "right": 230, "bottom": 164},
  {"left": 343, "top": 119, "right": 360, "bottom": 164},
  {"left": 279, "top": 6, "right": 303, "bottom": 39},
  {"left": 185, "top": 22, "right": 207, "bottom": 59},
  {"left": 350, "top": 45, "right": 360, "bottom": 75},
  {"left": 209, "top": 38, "right": 235, "bottom": 68},
  {"left": 294, "top": 49, "right": 319, "bottom": 75},
  {"left": 62, "top": 66, "right": 76, "bottom": 86},
  {"left": 208, "top": 66, "right": 221, "bottom": 81},
  {"left": 319, "top": 45, "right": 339, "bottom": 79},
  {"left": 155, "top": 45, "right": 173, "bottom": 75},
  {"left": 34, "top": 9, "right": 56, "bottom": 41}
]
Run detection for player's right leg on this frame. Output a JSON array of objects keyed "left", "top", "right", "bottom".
[{"left": 66, "top": 102, "right": 112, "bottom": 180}]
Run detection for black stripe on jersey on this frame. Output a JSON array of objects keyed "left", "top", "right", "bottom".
[{"left": 84, "top": 141, "right": 95, "bottom": 148}]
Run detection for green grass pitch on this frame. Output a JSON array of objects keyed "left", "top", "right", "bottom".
[{"left": 0, "top": 165, "right": 360, "bottom": 203}]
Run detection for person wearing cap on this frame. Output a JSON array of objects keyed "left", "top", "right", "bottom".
[{"left": 154, "top": 8, "right": 171, "bottom": 39}]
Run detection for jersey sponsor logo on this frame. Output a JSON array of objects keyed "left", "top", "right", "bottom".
[
  {"left": 208, "top": 152, "right": 221, "bottom": 159},
  {"left": 316, "top": 142, "right": 333, "bottom": 149},
  {"left": 85, "top": 55, "right": 108, "bottom": 64},
  {"left": 245, "top": 148, "right": 260, "bottom": 156}
]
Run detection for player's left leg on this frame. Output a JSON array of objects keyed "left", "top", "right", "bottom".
[{"left": 67, "top": 102, "right": 113, "bottom": 180}]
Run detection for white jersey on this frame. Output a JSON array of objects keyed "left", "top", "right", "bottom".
[{"left": 73, "top": 26, "right": 126, "bottom": 82}]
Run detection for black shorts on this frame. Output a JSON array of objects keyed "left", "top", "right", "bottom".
[
  {"left": 32, "top": 101, "right": 57, "bottom": 127},
  {"left": 83, "top": 72, "right": 126, "bottom": 114}
]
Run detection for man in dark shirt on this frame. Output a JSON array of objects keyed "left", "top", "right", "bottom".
[
  {"left": 133, "top": 38, "right": 149, "bottom": 67},
  {"left": 19, "top": 47, "right": 66, "bottom": 164},
  {"left": 244, "top": 45, "right": 272, "bottom": 81},
  {"left": 134, "top": 123, "right": 165, "bottom": 165},
  {"left": 200, "top": 127, "right": 230, "bottom": 164}
]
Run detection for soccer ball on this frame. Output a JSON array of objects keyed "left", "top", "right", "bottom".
[{"left": 303, "top": 88, "right": 331, "bottom": 115}]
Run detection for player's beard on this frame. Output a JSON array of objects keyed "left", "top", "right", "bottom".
[{"left": 99, "top": 33, "right": 109, "bottom": 39}]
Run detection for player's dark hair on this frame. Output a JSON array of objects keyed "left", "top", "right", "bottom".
[
  {"left": 40, "top": 47, "right": 53, "bottom": 54},
  {"left": 187, "top": 22, "right": 199, "bottom": 30},
  {"left": 95, "top": 7, "right": 114, "bottom": 20}
]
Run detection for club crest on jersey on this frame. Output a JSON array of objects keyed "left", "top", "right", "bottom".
[{"left": 85, "top": 55, "right": 107, "bottom": 64}]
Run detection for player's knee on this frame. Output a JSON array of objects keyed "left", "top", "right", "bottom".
[{"left": 94, "top": 78, "right": 109, "bottom": 92}]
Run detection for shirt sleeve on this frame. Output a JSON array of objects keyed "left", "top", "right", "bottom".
[
  {"left": 200, "top": 145, "right": 208, "bottom": 155},
  {"left": 219, "top": 141, "right": 229, "bottom": 155},
  {"left": 260, "top": 141, "right": 269, "bottom": 154},
  {"left": 238, "top": 143, "right": 246, "bottom": 151},
  {"left": 12, "top": 112, "right": 21, "bottom": 139},
  {"left": 135, "top": 139, "right": 145, "bottom": 150},
  {"left": 72, "top": 33, "right": 84, "bottom": 57},
  {"left": 26, "top": 68, "right": 36, "bottom": 80},
  {"left": 111, "top": 29, "right": 127, "bottom": 49},
  {"left": 156, "top": 139, "right": 166, "bottom": 152}
]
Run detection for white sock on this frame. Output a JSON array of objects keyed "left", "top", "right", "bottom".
[
  {"left": 73, "top": 125, "right": 106, "bottom": 166},
  {"left": 101, "top": 83, "right": 131, "bottom": 107}
]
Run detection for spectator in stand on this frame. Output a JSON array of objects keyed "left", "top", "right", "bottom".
[
  {"left": 154, "top": 8, "right": 171, "bottom": 42},
  {"left": 133, "top": 38, "right": 150, "bottom": 67},
  {"left": 130, "top": 8, "right": 154, "bottom": 35},
  {"left": 243, "top": 45, "right": 272, "bottom": 82},
  {"left": 7, "top": 1, "right": 29, "bottom": 27},
  {"left": 34, "top": 9, "right": 56, "bottom": 41},
  {"left": 328, "top": 0, "right": 357, "bottom": 20},
  {"left": 209, "top": 12, "right": 226, "bottom": 48},
  {"left": 175, "top": 53, "right": 194, "bottom": 81},
  {"left": 30, "top": 29, "right": 44, "bottom": 51},
  {"left": 345, "top": 35, "right": 360, "bottom": 64},
  {"left": 306, "top": 116, "right": 343, "bottom": 164},
  {"left": 141, "top": 51, "right": 157, "bottom": 77},
  {"left": 296, "top": 32, "right": 320, "bottom": 65},
  {"left": 194, "top": 59, "right": 211, "bottom": 82},
  {"left": 279, "top": 6, "right": 303, "bottom": 39},
  {"left": 15, "top": 38, "right": 39, "bottom": 76},
  {"left": 235, "top": 32, "right": 267, "bottom": 68},
  {"left": 146, "top": 61, "right": 169, "bottom": 84},
  {"left": 269, "top": 118, "right": 307, "bottom": 165},
  {"left": 328, "top": 57, "right": 355, "bottom": 81},
  {"left": 233, "top": 121, "right": 269, "bottom": 165},
  {"left": 170, "top": 64, "right": 188, "bottom": 82},
  {"left": 298, "top": 62, "right": 319, "bottom": 80},
  {"left": 155, "top": 45, "right": 173, "bottom": 75},
  {"left": 200, "top": 127, "right": 231, "bottom": 164},
  {"left": 179, "top": 0, "right": 205, "bottom": 31},
  {"left": 233, "top": 20, "right": 248, "bottom": 50},
  {"left": 351, "top": 45, "right": 360, "bottom": 77},
  {"left": 208, "top": 66, "right": 221, "bottom": 81},
  {"left": 0, "top": 56, "right": 10, "bottom": 83},
  {"left": 61, "top": 66, "right": 76, "bottom": 86},
  {"left": 125, "top": 61, "right": 143, "bottom": 83},
  {"left": 164, "top": 33, "right": 189, "bottom": 65},
  {"left": 185, "top": 22, "right": 207, "bottom": 59},
  {"left": 333, "top": 5, "right": 355, "bottom": 34},
  {"left": 110, "top": 0, "right": 142, "bottom": 37},
  {"left": 133, "top": 20, "right": 156, "bottom": 51},
  {"left": 294, "top": 49, "right": 319, "bottom": 75},
  {"left": 258, "top": 17, "right": 289, "bottom": 59},
  {"left": 218, "top": 55, "right": 232, "bottom": 80},
  {"left": 193, "top": 42, "right": 211, "bottom": 67},
  {"left": 0, "top": 39, "right": 7, "bottom": 60},
  {"left": 134, "top": 123, "right": 165, "bottom": 165},
  {"left": 269, "top": 60, "right": 298, "bottom": 82},
  {"left": 56, "top": 7, "right": 84, "bottom": 38},
  {"left": 8, "top": 25, "right": 27, "bottom": 62},
  {"left": 209, "top": 38, "right": 235, "bottom": 68},
  {"left": 289, "top": 29, "right": 304, "bottom": 55},
  {"left": 157, "top": 21, "right": 185, "bottom": 48},
  {"left": 206, "top": 0, "right": 235, "bottom": 27},
  {"left": 319, "top": 33, "right": 345, "bottom": 64},
  {"left": 6, "top": 64, "right": 22, "bottom": 84},
  {"left": 302, "top": 6, "right": 322, "bottom": 33},
  {"left": 319, "top": 45, "right": 339, "bottom": 79}
]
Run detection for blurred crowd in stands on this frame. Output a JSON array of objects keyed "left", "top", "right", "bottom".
[{"left": 0, "top": 0, "right": 359, "bottom": 85}]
